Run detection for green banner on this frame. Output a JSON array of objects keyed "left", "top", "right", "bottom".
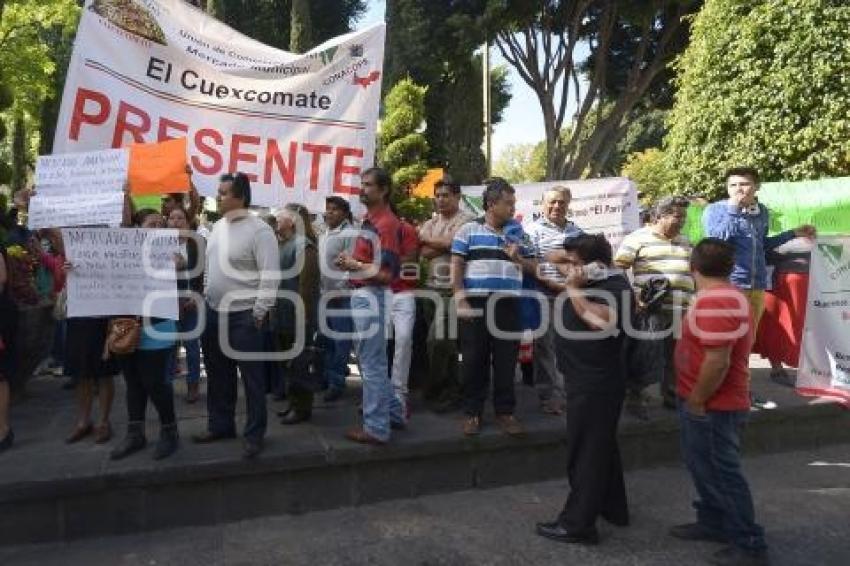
[{"left": 682, "top": 177, "right": 850, "bottom": 243}]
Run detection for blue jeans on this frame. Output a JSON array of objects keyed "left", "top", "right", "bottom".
[
  {"left": 678, "top": 402, "right": 767, "bottom": 553},
  {"left": 201, "top": 308, "right": 269, "bottom": 442},
  {"left": 322, "top": 295, "right": 353, "bottom": 392},
  {"left": 351, "top": 287, "right": 403, "bottom": 442},
  {"left": 166, "top": 307, "right": 202, "bottom": 385}
]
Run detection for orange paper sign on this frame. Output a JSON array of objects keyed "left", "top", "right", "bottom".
[{"left": 128, "top": 138, "right": 190, "bottom": 195}]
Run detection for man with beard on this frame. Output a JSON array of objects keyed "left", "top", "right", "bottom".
[{"left": 335, "top": 168, "right": 405, "bottom": 444}]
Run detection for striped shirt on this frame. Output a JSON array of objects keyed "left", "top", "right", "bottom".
[
  {"left": 451, "top": 219, "right": 534, "bottom": 294},
  {"left": 525, "top": 218, "right": 583, "bottom": 287},
  {"left": 614, "top": 226, "right": 694, "bottom": 309}
]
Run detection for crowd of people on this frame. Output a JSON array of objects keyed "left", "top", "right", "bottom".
[{"left": 0, "top": 164, "right": 817, "bottom": 566}]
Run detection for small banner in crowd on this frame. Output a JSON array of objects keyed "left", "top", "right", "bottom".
[
  {"left": 128, "top": 137, "right": 190, "bottom": 195},
  {"left": 462, "top": 177, "right": 640, "bottom": 250},
  {"left": 53, "top": 0, "right": 385, "bottom": 210},
  {"left": 61, "top": 227, "right": 179, "bottom": 320},
  {"left": 678, "top": 177, "right": 850, "bottom": 244},
  {"left": 28, "top": 148, "right": 129, "bottom": 229},
  {"left": 797, "top": 236, "right": 850, "bottom": 406}
]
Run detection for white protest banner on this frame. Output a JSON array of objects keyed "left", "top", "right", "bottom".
[
  {"left": 53, "top": 0, "right": 385, "bottom": 211},
  {"left": 61, "top": 227, "right": 179, "bottom": 320},
  {"left": 797, "top": 236, "right": 850, "bottom": 406},
  {"left": 29, "top": 147, "right": 129, "bottom": 229},
  {"left": 462, "top": 177, "right": 640, "bottom": 250}
]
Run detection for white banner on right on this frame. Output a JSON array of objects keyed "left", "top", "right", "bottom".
[{"left": 797, "top": 235, "right": 850, "bottom": 406}]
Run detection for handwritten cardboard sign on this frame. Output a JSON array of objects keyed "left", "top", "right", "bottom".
[
  {"left": 61, "top": 227, "right": 179, "bottom": 319},
  {"left": 29, "top": 148, "right": 129, "bottom": 229}
]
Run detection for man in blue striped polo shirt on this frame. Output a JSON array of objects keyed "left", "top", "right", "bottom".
[{"left": 451, "top": 178, "right": 538, "bottom": 437}]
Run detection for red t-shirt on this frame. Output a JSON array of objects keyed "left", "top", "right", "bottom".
[
  {"left": 675, "top": 284, "right": 753, "bottom": 411},
  {"left": 391, "top": 221, "right": 420, "bottom": 293},
  {"left": 350, "top": 205, "right": 401, "bottom": 288}
]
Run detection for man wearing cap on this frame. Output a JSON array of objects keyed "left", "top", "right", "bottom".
[
  {"left": 524, "top": 186, "right": 583, "bottom": 415},
  {"left": 418, "top": 175, "right": 474, "bottom": 412}
]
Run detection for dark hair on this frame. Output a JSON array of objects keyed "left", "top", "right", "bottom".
[
  {"left": 562, "top": 233, "right": 613, "bottom": 266},
  {"left": 362, "top": 166, "right": 392, "bottom": 202},
  {"left": 482, "top": 177, "right": 515, "bottom": 210},
  {"left": 690, "top": 238, "right": 735, "bottom": 278},
  {"left": 724, "top": 166, "right": 760, "bottom": 185},
  {"left": 653, "top": 196, "right": 690, "bottom": 219},
  {"left": 284, "top": 202, "right": 318, "bottom": 244},
  {"left": 133, "top": 208, "right": 162, "bottom": 227},
  {"left": 435, "top": 175, "right": 461, "bottom": 195},
  {"left": 325, "top": 196, "right": 352, "bottom": 220},
  {"left": 220, "top": 172, "right": 252, "bottom": 207}
]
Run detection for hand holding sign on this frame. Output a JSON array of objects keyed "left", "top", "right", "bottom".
[{"left": 128, "top": 138, "right": 190, "bottom": 196}]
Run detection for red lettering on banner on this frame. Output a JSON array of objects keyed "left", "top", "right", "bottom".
[
  {"left": 302, "top": 143, "right": 332, "bottom": 190},
  {"left": 265, "top": 140, "right": 297, "bottom": 187},
  {"left": 229, "top": 134, "right": 261, "bottom": 182},
  {"left": 333, "top": 147, "right": 363, "bottom": 194},
  {"left": 65, "top": 88, "right": 370, "bottom": 201},
  {"left": 70, "top": 88, "right": 110, "bottom": 140},
  {"left": 112, "top": 101, "right": 151, "bottom": 147},
  {"left": 192, "top": 128, "right": 223, "bottom": 175},
  {"left": 158, "top": 118, "right": 189, "bottom": 141}
]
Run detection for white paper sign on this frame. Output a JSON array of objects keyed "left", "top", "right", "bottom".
[
  {"left": 53, "top": 0, "right": 385, "bottom": 212},
  {"left": 29, "top": 148, "right": 129, "bottom": 229},
  {"left": 462, "top": 177, "right": 640, "bottom": 250},
  {"left": 61, "top": 227, "right": 179, "bottom": 320},
  {"left": 797, "top": 236, "right": 850, "bottom": 406}
]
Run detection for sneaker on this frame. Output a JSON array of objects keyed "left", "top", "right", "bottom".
[
  {"left": 462, "top": 415, "right": 481, "bottom": 436},
  {"left": 709, "top": 546, "right": 770, "bottom": 566},
  {"left": 669, "top": 522, "right": 727, "bottom": 543},
  {"left": 750, "top": 395, "right": 776, "bottom": 411}
]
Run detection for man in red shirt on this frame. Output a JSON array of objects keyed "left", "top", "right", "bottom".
[
  {"left": 335, "top": 167, "right": 405, "bottom": 444},
  {"left": 672, "top": 238, "right": 768, "bottom": 566}
]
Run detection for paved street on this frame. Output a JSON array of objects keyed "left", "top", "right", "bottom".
[{"left": 1, "top": 443, "right": 848, "bottom": 566}]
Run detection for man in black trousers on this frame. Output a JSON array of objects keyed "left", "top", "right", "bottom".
[{"left": 535, "top": 233, "right": 634, "bottom": 545}]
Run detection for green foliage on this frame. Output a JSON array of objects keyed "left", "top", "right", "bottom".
[
  {"left": 665, "top": 0, "right": 850, "bottom": 199},
  {"left": 210, "top": 0, "right": 365, "bottom": 51},
  {"left": 493, "top": 142, "right": 546, "bottom": 183},
  {"left": 385, "top": 0, "right": 512, "bottom": 184},
  {"left": 0, "top": 0, "right": 79, "bottom": 118},
  {"left": 379, "top": 78, "right": 429, "bottom": 191},
  {"left": 621, "top": 148, "right": 676, "bottom": 204},
  {"left": 394, "top": 196, "right": 433, "bottom": 224},
  {"left": 0, "top": 0, "right": 79, "bottom": 180}
]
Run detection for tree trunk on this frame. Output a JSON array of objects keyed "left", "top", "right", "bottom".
[
  {"left": 290, "top": 0, "right": 313, "bottom": 53},
  {"left": 11, "top": 109, "right": 26, "bottom": 192}
]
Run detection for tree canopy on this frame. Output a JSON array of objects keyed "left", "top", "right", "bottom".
[
  {"left": 486, "top": 0, "right": 699, "bottom": 181},
  {"left": 664, "top": 0, "right": 850, "bottom": 199}
]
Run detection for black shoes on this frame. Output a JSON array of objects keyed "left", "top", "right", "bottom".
[
  {"left": 192, "top": 430, "right": 236, "bottom": 443},
  {"left": 669, "top": 522, "right": 727, "bottom": 543},
  {"left": 242, "top": 439, "right": 263, "bottom": 459},
  {"left": 0, "top": 429, "right": 14, "bottom": 452},
  {"left": 322, "top": 388, "right": 344, "bottom": 403},
  {"left": 110, "top": 423, "right": 147, "bottom": 461},
  {"left": 535, "top": 521, "right": 600, "bottom": 545},
  {"left": 153, "top": 424, "right": 179, "bottom": 460}
]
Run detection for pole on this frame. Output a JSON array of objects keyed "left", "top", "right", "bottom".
[{"left": 482, "top": 40, "right": 492, "bottom": 178}]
